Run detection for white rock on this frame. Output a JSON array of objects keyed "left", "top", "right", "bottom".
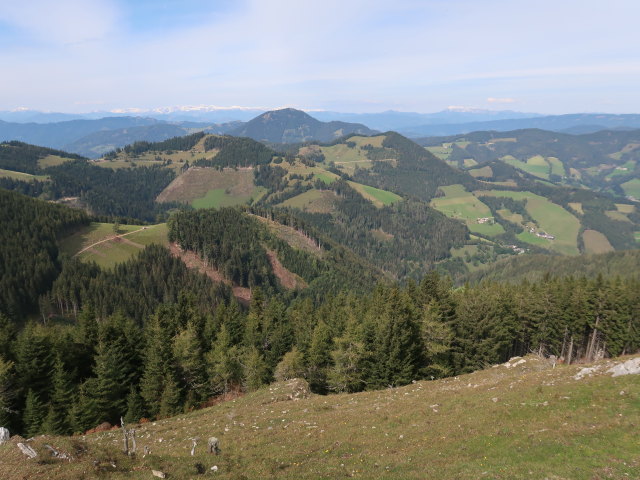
[
  {"left": 607, "top": 358, "right": 640, "bottom": 377},
  {"left": 0, "top": 427, "right": 9, "bottom": 445},
  {"left": 211, "top": 465, "right": 219, "bottom": 472}
]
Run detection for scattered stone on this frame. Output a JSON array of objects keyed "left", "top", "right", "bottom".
[
  {"left": 0, "top": 427, "right": 9, "bottom": 445},
  {"left": 620, "top": 391, "right": 625, "bottom": 396},
  {"left": 208, "top": 437, "right": 221, "bottom": 455},
  {"left": 608, "top": 358, "right": 640, "bottom": 377},
  {"left": 152, "top": 470, "right": 167, "bottom": 478},
  {"left": 492, "top": 397, "right": 498, "bottom": 403},
  {"left": 17, "top": 442, "right": 38, "bottom": 459},
  {"left": 44, "top": 444, "right": 72, "bottom": 461},
  {"left": 574, "top": 366, "right": 599, "bottom": 380},
  {"left": 211, "top": 465, "right": 219, "bottom": 472}
]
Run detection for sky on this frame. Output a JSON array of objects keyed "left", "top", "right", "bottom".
[{"left": 0, "top": 0, "right": 639, "bottom": 114}]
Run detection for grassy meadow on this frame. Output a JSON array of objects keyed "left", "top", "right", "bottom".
[
  {"left": 1, "top": 355, "right": 638, "bottom": 479},
  {"left": 480, "top": 190, "right": 580, "bottom": 255},
  {"left": 59, "top": 222, "right": 169, "bottom": 269},
  {"left": 430, "top": 185, "right": 505, "bottom": 236}
]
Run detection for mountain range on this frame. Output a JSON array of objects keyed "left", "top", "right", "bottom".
[{"left": 4, "top": 108, "right": 640, "bottom": 158}]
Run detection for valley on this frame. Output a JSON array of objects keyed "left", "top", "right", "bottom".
[{"left": 0, "top": 109, "right": 639, "bottom": 480}]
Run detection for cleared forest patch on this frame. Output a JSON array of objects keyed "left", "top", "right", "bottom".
[{"left": 157, "top": 166, "right": 265, "bottom": 207}]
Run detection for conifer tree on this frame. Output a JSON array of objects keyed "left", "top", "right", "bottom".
[
  {"left": 158, "top": 373, "right": 182, "bottom": 418},
  {"left": 22, "top": 389, "right": 45, "bottom": 437},
  {"left": 173, "top": 321, "right": 207, "bottom": 401},
  {"left": 123, "top": 386, "right": 145, "bottom": 424},
  {"left": 207, "top": 325, "right": 242, "bottom": 395},
  {"left": 42, "top": 358, "right": 74, "bottom": 434},
  {"left": 306, "top": 321, "right": 333, "bottom": 393},
  {"left": 0, "top": 357, "right": 15, "bottom": 428},
  {"left": 241, "top": 347, "right": 269, "bottom": 392}
]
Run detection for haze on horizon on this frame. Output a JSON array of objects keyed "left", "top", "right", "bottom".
[{"left": 1, "top": 0, "right": 639, "bottom": 115}]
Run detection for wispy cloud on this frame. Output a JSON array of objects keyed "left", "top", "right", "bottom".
[{"left": 0, "top": 0, "right": 639, "bottom": 113}]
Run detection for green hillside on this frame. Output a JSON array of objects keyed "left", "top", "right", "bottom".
[
  {"left": 418, "top": 128, "right": 640, "bottom": 196},
  {"left": 1, "top": 354, "right": 638, "bottom": 479}
]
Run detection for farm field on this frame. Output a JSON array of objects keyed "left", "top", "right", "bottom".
[
  {"left": 279, "top": 189, "right": 337, "bottom": 213},
  {"left": 479, "top": 190, "right": 580, "bottom": 255},
  {"left": 621, "top": 178, "right": 640, "bottom": 199},
  {"left": 347, "top": 135, "right": 385, "bottom": 148},
  {"left": 425, "top": 145, "right": 451, "bottom": 160},
  {"left": 3, "top": 355, "right": 638, "bottom": 480},
  {"left": 615, "top": 203, "right": 635, "bottom": 214},
  {"left": 468, "top": 165, "right": 492, "bottom": 178},
  {"left": 582, "top": 230, "right": 614, "bottom": 254},
  {"left": 431, "top": 184, "right": 504, "bottom": 236},
  {"left": 37, "top": 154, "right": 75, "bottom": 168},
  {"left": 568, "top": 202, "right": 583, "bottom": 214},
  {"left": 605, "top": 210, "right": 632, "bottom": 223},
  {"left": 348, "top": 181, "right": 401, "bottom": 207},
  {"left": 59, "top": 222, "right": 169, "bottom": 269},
  {"left": 0, "top": 168, "right": 48, "bottom": 181},
  {"left": 501, "top": 155, "right": 550, "bottom": 180}
]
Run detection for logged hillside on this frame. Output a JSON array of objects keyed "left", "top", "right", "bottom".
[{"left": 1, "top": 354, "right": 638, "bottom": 479}]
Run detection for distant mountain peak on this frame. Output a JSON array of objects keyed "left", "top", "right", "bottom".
[{"left": 231, "top": 108, "right": 376, "bottom": 144}]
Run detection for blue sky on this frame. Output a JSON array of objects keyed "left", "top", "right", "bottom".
[{"left": 0, "top": 0, "right": 639, "bottom": 114}]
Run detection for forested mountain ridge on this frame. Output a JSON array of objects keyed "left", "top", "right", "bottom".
[{"left": 230, "top": 108, "right": 377, "bottom": 143}]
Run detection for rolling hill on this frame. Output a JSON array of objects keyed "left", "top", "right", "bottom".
[{"left": 417, "top": 128, "right": 640, "bottom": 197}]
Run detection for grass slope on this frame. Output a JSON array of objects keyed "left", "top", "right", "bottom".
[
  {"left": 59, "top": 222, "right": 168, "bottom": 269},
  {"left": 2, "top": 355, "right": 638, "bottom": 479},
  {"left": 0, "top": 168, "right": 48, "bottom": 182},
  {"left": 157, "top": 167, "right": 265, "bottom": 208},
  {"left": 480, "top": 190, "right": 580, "bottom": 255},
  {"left": 431, "top": 184, "right": 505, "bottom": 236}
]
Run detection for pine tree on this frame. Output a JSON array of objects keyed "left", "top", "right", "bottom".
[
  {"left": 140, "top": 314, "right": 173, "bottom": 418},
  {"left": 207, "top": 325, "right": 242, "bottom": 395},
  {"left": 42, "top": 358, "right": 74, "bottom": 434},
  {"left": 158, "top": 373, "right": 181, "bottom": 418},
  {"left": 123, "top": 386, "right": 145, "bottom": 423},
  {"left": 69, "top": 379, "right": 100, "bottom": 433},
  {"left": 306, "top": 321, "right": 333, "bottom": 393},
  {"left": 173, "top": 321, "right": 207, "bottom": 401},
  {"left": 0, "top": 357, "right": 15, "bottom": 428},
  {"left": 241, "top": 347, "right": 269, "bottom": 392},
  {"left": 22, "top": 389, "right": 45, "bottom": 437}
]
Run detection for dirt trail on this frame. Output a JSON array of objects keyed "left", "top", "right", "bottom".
[
  {"left": 74, "top": 227, "right": 147, "bottom": 256},
  {"left": 168, "top": 243, "right": 252, "bottom": 304}
]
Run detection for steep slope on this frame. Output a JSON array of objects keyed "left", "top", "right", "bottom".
[
  {"left": 231, "top": 108, "right": 377, "bottom": 143},
  {"left": 2, "top": 354, "right": 638, "bottom": 479}
]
